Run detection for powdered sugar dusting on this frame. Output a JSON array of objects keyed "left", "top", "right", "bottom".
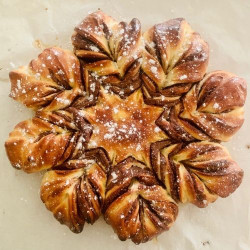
[{"left": 85, "top": 89, "right": 167, "bottom": 163}]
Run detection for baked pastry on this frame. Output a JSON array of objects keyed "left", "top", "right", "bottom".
[
  {"left": 151, "top": 140, "right": 243, "bottom": 207},
  {"left": 5, "top": 11, "right": 247, "bottom": 244},
  {"left": 156, "top": 71, "right": 247, "bottom": 141},
  {"left": 141, "top": 18, "right": 209, "bottom": 106},
  {"left": 104, "top": 157, "right": 178, "bottom": 243},
  {"left": 9, "top": 47, "right": 82, "bottom": 111},
  {"left": 72, "top": 11, "right": 143, "bottom": 100}
]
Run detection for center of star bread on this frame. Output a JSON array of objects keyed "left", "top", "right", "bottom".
[{"left": 82, "top": 88, "right": 167, "bottom": 165}]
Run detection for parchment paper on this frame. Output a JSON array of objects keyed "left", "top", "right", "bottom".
[{"left": 0, "top": 0, "right": 249, "bottom": 249}]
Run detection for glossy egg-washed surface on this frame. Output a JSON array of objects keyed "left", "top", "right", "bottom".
[{"left": 5, "top": 11, "right": 247, "bottom": 244}]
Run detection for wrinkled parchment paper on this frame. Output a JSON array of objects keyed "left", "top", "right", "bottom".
[{"left": 0, "top": 0, "right": 249, "bottom": 249}]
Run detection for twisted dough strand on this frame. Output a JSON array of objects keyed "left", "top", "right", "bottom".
[
  {"left": 141, "top": 18, "right": 209, "bottom": 106},
  {"left": 72, "top": 11, "right": 143, "bottom": 99},
  {"left": 40, "top": 147, "right": 110, "bottom": 233},
  {"left": 104, "top": 157, "right": 178, "bottom": 244},
  {"left": 9, "top": 47, "right": 83, "bottom": 111},
  {"left": 151, "top": 140, "right": 243, "bottom": 207},
  {"left": 157, "top": 71, "right": 247, "bottom": 141}
]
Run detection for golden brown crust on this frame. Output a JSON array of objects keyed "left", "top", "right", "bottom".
[
  {"left": 9, "top": 47, "right": 83, "bottom": 111},
  {"left": 104, "top": 157, "right": 178, "bottom": 244},
  {"left": 83, "top": 88, "right": 167, "bottom": 165},
  {"left": 40, "top": 148, "right": 109, "bottom": 232},
  {"left": 5, "top": 108, "right": 92, "bottom": 173},
  {"left": 72, "top": 11, "right": 143, "bottom": 100},
  {"left": 4, "top": 11, "right": 247, "bottom": 244},
  {"left": 141, "top": 18, "right": 209, "bottom": 106},
  {"left": 157, "top": 71, "right": 247, "bottom": 141},
  {"left": 151, "top": 140, "right": 244, "bottom": 207},
  {"left": 5, "top": 117, "right": 74, "bottom": 173}
]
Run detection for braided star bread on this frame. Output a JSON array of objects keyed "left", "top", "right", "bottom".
[{"left": 5, "top": 11, "right": 247, "bottom": 244}]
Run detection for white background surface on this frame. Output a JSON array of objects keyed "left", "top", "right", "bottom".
[{"left": 0, "top": 0, "right": 249, "bottom": 249}]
